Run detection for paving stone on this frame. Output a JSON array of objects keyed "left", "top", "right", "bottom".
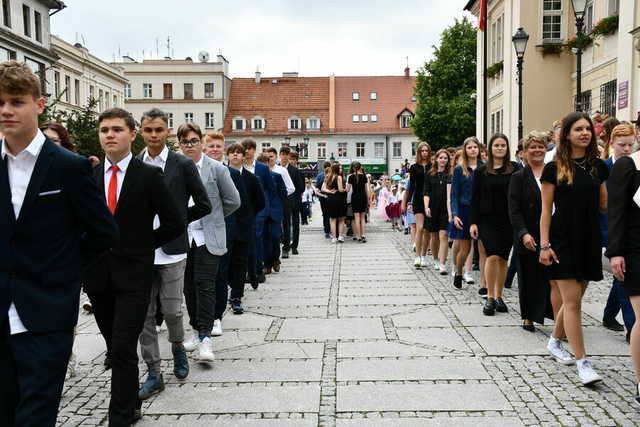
[
  {"left": 216, "top": 312, "right": 275, "bottom": 330},
  {"left": 466, "top": 326, "right": 551, "bottom": 356},
  {"left": 391, "top": 307, "right": 451, "bottom": 327},
  {"left": 170, "top": 360, "right": 322, "bottom": 382},
  {"left": 72, "top": 333, "right": 106, "bottom": 363},
  {"left": 246, "top": 306, "right": 328, "bottom": 318},
  {"left": 337, "top": 417, "right": 525, "bottom": 427},
  {"left": 397, "top": 328, "right": 472, "bottom": 353},
  {"left": 138, "top": 418, "right": 319, "bottom": 427},
  {"left": 339, "top": 305, "right": 426, "bottom": 317},
  {"left": 450, "top": 304, "right": 522, "bottom": 326},
  {"left": 337, "top": 384, "right": 511, "bottom": 411},
  {"left": 337, "top": 358, "right": 489, "bottom": 381},
  {"left": 216, "top": 342, "right": 325, "bottom": 359},
  {"left": 581, "top": 326, "right": 629, "bottom": 355},
  {"left": 337, "top": 342, "right": 453, "bottom": 358},
  {"left": 278, "top": 318, "right": 386, "bottom": 340},
  {"left": 339, "top": 295, "right": 435, "bottom": 305}
]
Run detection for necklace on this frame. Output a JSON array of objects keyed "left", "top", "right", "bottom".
[{"left": 573, "top": 158, "right": 588, "bottom": 170}]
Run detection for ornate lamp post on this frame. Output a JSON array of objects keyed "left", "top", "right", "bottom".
[
  {"left": 571, "top": 0, "right": 588, "bottom": 111},
  {"left": 512, "top": 27, "right": 529, "bottom": 142}
]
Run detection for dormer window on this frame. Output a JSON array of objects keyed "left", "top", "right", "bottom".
[
  {"left": 233, "top": 116, "right": 246, "bottom": 131},
  {"left": 288, "top": 116, "right": 301, "bottom": 130},
  {"left": 398, "top": 109, "right": 414, "bottom": 129},
  {"left": 252, "top": 116, "right": 265, "bottom": 130},
  {"left": 370, "top": 92, "right": 377, "bottom": 100},
  {"left": 307, "top": 116, "right": 320, "bottom": 130},
  {"left": 352, "top": 92, "right": 360, "bottom": 101}
]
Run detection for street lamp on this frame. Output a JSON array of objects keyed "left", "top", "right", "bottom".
[
  {"left": 302, "top": 136, "right": 309, "bottom": 158},
  {"left": 330, "top": 152, "right": 335, "bottom": 163},
  {"left": 571, "top": 0, "right": 588, "bottom": 111},
  {"left": 512, "top": 27, "right": 529, "bottom": 142}
]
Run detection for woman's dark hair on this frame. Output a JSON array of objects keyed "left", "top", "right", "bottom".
[
  {"left": 556, "top": 111, "right": 599, "bottom": 184},
  {"left": 40, "top": 121, "right": 75, "bottom": 152},
  {"left": 486, "top": 133, "right": 512, "bottom": 174}
]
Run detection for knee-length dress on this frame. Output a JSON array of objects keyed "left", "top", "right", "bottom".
[
  {"left": 408, "top": 163, "right": 431, "bottom": 215},
  {"left": 424, "top": 171, "right": 451, "bottom": 232},
  {"left": 541, "top": 158, "right": 608, "bottom": 282},
  {"left": 348, "top": 173, "right": 368, "bottom": 213},
  {"left": 326, "top": 177, "right": 347, "bottom": 219}
]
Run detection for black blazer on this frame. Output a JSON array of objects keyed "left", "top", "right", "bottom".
[
  {"left": 606, "top": 156, "right": 640, "bottom": 258},
  {"left": 224, "top": 166, "right": 249, "bottom": 242},
  {"left": 0, "top": 139, "right": 118, "bottom": 332},
  {"left": 508, "top": 166, "right": 542, "bottom": 255},
  {"left": 83, "top": 157, "right": 184, "bottom": 294},
  {"left": 242, "top": 167, "right": 266, "bottom": 217},
  {"left": 287, "top": 163, "right": 305, "bottom": 197},
  {"left": 138, "top": 149, "right": 211, "bottom": 255}
]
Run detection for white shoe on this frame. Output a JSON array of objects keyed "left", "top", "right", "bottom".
[
  {"left": 576, "top": 358, "right": 602, "bottom": 386},
  {"left": 420, "top": 256, "right": 428, "bottom": 268},
  {"left": 414, "top": 257, "right": 422, "bottom": 268},
  {"left": 338, "top": 236, "right": 345, "bottom": 243},
  {"left": 438, "top": 263, "right": 448, "bottom": 275},
  {"left": 211, "top": 319, "right": 223, "bottom": 336},
  {"left": 331, "top": 238, "right": 337, "bottom": 244},
  {"left": 463, "top": 272, "right": 475, "bottom": 284},
  {"left": 547, "top": 337, "right": 575, "bottom": 365},
  {"left": 451, "top": 266, "right": 457, "bottom": 276},
  {"left": 432, "top": 260, "right": 440, "bottom": 270},
  {"left": 183, "top": 330, "right": 199, "bottom": 352},
  {"left": 196, "top": 337, "right": 215, "bottom": 362}
]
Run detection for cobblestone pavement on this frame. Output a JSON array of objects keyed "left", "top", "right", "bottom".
[{"left": 58, "top": 208, "right": 640, "bottom": 426}]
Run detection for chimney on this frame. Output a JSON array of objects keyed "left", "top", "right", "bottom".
[
  {"left": 404, "top": 66, "right": 410, "bottom": 78},
  {"left": 255, "top": 69, "right": 262, "bottom": 84}
]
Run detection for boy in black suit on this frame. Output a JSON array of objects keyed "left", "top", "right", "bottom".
[{"left": 84, "top": 108, "right": 183, "bottom": 426}]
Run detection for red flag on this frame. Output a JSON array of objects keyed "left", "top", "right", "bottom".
[{"left": 479, "top": 0, "right": 487, "bottom": 31}]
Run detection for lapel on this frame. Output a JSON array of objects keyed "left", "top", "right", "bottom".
[
  {"left": 523, "top": 166, "right": 541, "bottom": 204},
  {"left": 163, "top": 149, "right": 178, "bottom": 182},
  {"left": 200, "top": 155, "right": 212, "bottom": 183},
  {"left": 17, "top": 139, "right": 55, "bottom": 226},
  {"left": 0, "top": 154, "right": 16, "bottom": 226},
  {"left": 95, "top": 162, "right": 106, "bottom": 202},
  {"left": 116, "top": 157, "right": 140, "bottom": 213}
]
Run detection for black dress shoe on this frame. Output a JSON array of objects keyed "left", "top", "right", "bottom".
[
  {"left": 292, "top": 248, "right": 299, "bottom": 255},
  {"left": 603, "top": 318, "right": 625, "bottom": 332},
  {"left": 257, "top": 273, "right": 266, "bottom": 283},
  {"left": 483, "top": 298, "right": 496, "bottom": 316},
  {"left": 627, "top": 329, "right": 631, "bottom": 343},
  {"left": 478, "top": 287, "right": 488, "bottom": 299},
  {"left": 133, "top": 409, "right": 142, "bottom": 423},
  {"left": 495, "top": 297, "right": 508, "bottom": 313},
  {"left": 522, "top": 323, "right": 535, "bottom": 332},
  {"left": 635, "top": 383, "right": 640, "bottom": 407},
  {"left": 282, "top": 251, "right": 289, "bottom": 259},
  {"left": 453, "top": 275, "right": 463, "bottom": 289}
]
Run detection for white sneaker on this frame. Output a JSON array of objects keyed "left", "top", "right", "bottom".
[
  {"left": 432, "top": 260, "right": 440, "bottom": 270},
  {"left": 576, "top": 358, "right": 602, "bottom": 386},
  {"left": 338, "top": 236, "right": 345, "bottom": 243},
  {"left": 463, "top": 272, "right": 475, "bottom": 284},
  {"left": 183, "top": 330, "right": 199, "bottom": 352},
  {"left": 211, "top": 319, "right": 223, "bottom": 336},
  {"left": 438, "top": 263, "right": 448, "bottom": 275},
  {"left": 196, "top": 337, "right": 215, "bottom": 362},
  {"left": 331, "top": 238, "right": 337, "bottom": 244},
  {"left": 547, "top": 337, "right": 575, "bottom": 365},
  {"left": 414, "top": 257, "right": 422, "bottom": 268},
  {"left": 420, "top": 256, "right": 428, "bottom": 268}
]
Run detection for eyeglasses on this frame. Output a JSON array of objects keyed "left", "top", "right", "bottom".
[{"left": 179, "top": 138, "right": 200, "bottom": 147}]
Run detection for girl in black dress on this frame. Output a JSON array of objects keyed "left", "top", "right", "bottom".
[
  {"left": 424, "top": 149, "right": 452, "bottom": 275},
  {"left": 402, "top": 142, "right": 432, "bottom": 269},
  {"left": 606, "top": 124, "right": 640, "bottom": 403},
  {"left": 322, "top": 163, "right": 347, "bottom": 243},
  {"left": 540, "top": 112, "right": 608, "bottom": 386},
  {"left": 347, "top": 161, "right": 369, "bottom": 242},
  {"left": 470, "top": 134, "right": 518, "bottom": 316}
]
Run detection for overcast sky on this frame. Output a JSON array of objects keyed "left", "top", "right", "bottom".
[{"left": 51, "top": 0, "right": 474, "bottom": 78}]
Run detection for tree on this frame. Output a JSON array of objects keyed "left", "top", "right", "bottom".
[{"left": 412, "top": 17, "right": 477, "bottom": 151}]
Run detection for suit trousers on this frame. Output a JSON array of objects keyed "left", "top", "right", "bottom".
[
  {"left": 184, "top": 243, "right": 220, "bottom": 337},
  {"left": 320, "top": 197, "right": 330, "bottom": 234},
  {"left": 214, "top": 240, "right": 232, "bottom": 320},
  {"left": 139, "top": 259, "right": 186, "bottom": 373},
  {"left": 247, "top": 219, "right": 258, "bottom": 279},
  {"left": 229, "top": 239, "right": 249, "bottom": 301},
  {"left": 301, "top": 201, "right": 311, "bottom": 224},
  {"left": 0, "top": 325, "right": 73, "bottom": 427},
  {"left": 255, "top": 216, "right": 266, "bottom": 274},
  {"left": 263, "top": 217, "right": 282, "bottom": 268},
  {"left": 89, "top": 285, "right": 150, "bottom": 427},
  {"left": 288, "top": 197, "right": 301, "bottom": 250},
  {"left": 282, "top": 196, "right": 294, "bottom": 251}
]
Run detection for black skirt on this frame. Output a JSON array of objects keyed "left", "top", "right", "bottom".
[
  {"left": 623, "top": 251, "right": 640, "bottom": 297},
  {"left": 517, "top": 251, "right": 554, "bottom": 324},
  {"left": 326, "top": 193, "right": 347, "bottom": 218},
  {"left": 479, "top": 215, "right": 512, "bottom": 260}
]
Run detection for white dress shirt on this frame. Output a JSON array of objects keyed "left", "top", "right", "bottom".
[
  {"left": 245, "top": 160, "right": 256, "bottom": 174},
  {"left": 273, "top": 164, "right": 295, "bottom": 196},
  {"left": 142, "top": 146, "right": 187, "bottom": 265},
  {"left": 2, "top": 130, "right": 46, "bottom": 335},
  {"left": 187, "top": 155, "right": 205, "bottom": 247},
  {"left": 104, "top": 152, "right": 132, "bottom": 202}
]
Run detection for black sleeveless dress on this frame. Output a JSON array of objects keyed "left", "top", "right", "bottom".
[{"left": 326, "top": 176, "right": 347, "bottom": 219}]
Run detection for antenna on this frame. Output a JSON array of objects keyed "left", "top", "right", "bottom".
[
  {"left": 166, "top": 36, "right": 171, "bottom": 58},
  {"left": 406, "top": 56, "right": 409, "bottom": 68},
  {"left": 81, "top": 34, "right": 86, "bottom": 47},
  {"left": 156, "top": 38, "right": 159, "bottom": 58},
  {"left": 118, "top": 45, "right": 121, "bottom": 59}
]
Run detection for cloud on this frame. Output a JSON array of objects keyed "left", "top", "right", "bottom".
[{"left": 51, "top": 0, "right": 473, "bottom": 77}]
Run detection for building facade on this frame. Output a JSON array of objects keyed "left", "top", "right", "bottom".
[
  {"left": 50, "top": 35, "right": 126, "bottom": 115},
  {"left": 465, "top": 0, "right": 638, "bottom": 151},
  {"left": 113, "top": 55, "right": 231, "bottom": 132},
  {"left": 222, "top": 71, "right": 418, "bottom": 176}
]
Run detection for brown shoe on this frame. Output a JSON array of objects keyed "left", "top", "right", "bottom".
[{"left": 273, "top": 260, "right": 281, "bottom": 273}]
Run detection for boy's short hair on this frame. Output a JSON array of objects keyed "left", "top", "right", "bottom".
[
  {"left": 203, "top": 132, "right": 225, "bottom": 143},
  {"left": 141, "top": 108, "right": 168, "bottom": 125},
  {"left": 241, "top": 138, "right": 257, "bottom": 150},
  {"left": 289, "top": 152, "right": 299, "bottom": 160},
  {"left": 279, "top": 146, "right": 291, "bottom": 155},
  {"left": 227, "top": 143, "right": 246, "bottom": 155},
  {"left": 98, "top": 108, "right": 137, "bottom": 131},
  {"left": 0, "top": 61, "right": 42, "bottom": 98},
  {"left": 177, "top": 123, "right": 203, "bottom": 141},
  {"left": 265, "top": 147, "right": 278, "bottom": 156},
  {"left": 257, "top": 153, "right": 270, "bottom": 163}
]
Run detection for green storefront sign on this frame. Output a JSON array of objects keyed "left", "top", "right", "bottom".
[{"left": 340, "top": 164, "right": 386, "bottom": 173}]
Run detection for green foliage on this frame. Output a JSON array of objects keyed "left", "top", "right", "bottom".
[
  {"left": 591, "top": 15, "right": 618, "bottom": 37},
  {"left": 486, "top": 61, "right": 503, "bottom": 78},
  {"left": 565, "top": 34, "right": 593, "bottom": 51},
  {"left": 539, "top": 43, "right": 564, "bottom": 56},
  {"left": 412, "top": 17, "right": 477, "bottom": 151}
]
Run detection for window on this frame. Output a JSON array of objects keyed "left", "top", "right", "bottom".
[
  {"left": 575, "top": 90, "right": 592, "bottom": 114},
  {"left": 143, "top": 83, "right": 152, "bottom": 98},
  {"left": 204, "top": 83, "right": 214, "bottom": 98},
  {"left": 22, "top": 4, "right": 30, "bottom": 37},
  {"left": 252, "top": 117, "right": 264, "bottom": 130},
  {"left": 410, "top": 96, "right": 417, "bottom": 102},
  {"left": 600, "top": 79, "right": 617, "bottom": 117},
  {"left": 490, "top": 109, "right": 504, "bottom": 135},
  {"left": 289, "top": 116, "right": 300, "bottom": 130},
  {"left": 317, "top": 142, "right": 326, "bottom": 158},
  {"left": 124, "top": 83, "right": 131, "bottom": 98},
  {"left": 25, "top": 58, "right": 45, "bottom": 93},
  {"left": 400, "top": 112, "right": 412, "bottom": 128},
  {"left": 585, "top": 0, "right": 594, "bottom": 33},
  {"left": 338, "top": 142, "right": 347, "bottom": 157},
  {"left": 299, "top": 141, "right": 309, "bottom": 158},
  {"left": 34, "top": 10, "right": 41, "bottom": 42},
  {"left": 113, "top": 94, "right": 117, "bottom": 108},
  {"left": 205, "top": 112, "right": 215, "bottom": 128},
  {"left": 74, "top": 79, "right": 80, "bottom": 105},
  {"left": 393, "top": 142, "right": 402, "bottom": 158},
  {"left": 412, "top": 141, "right": 417, "bottom": 156},
  {"left": 307, "top": 117, "right": 320, "bottom": 130},
  {"left": 608, "top": 0, "right": 619, "bottom": 16},
  {"left": 352, "top": 92, "right": 360, "bottom": 101},
  {"left": 2, "top": 0, "right": 11, "bottom": 28},
  {"left": 105, "top": 92, "right": 110, "bottom": 108},
  {"left": 163, "top": 83, "right": 172, "bottom": 99},
  {"left": 184, "top": 112, "right": 194, "bottom": 123},
  {"left": 361, "top": 114, "right": 369, "bottom": 122},
  {"left": 184, "top": 83, "right": 193, "bottom": 100},
  {"left": 98, "top": 89, "right": 103, "bottom": 111},
  {"left": 370, "top": 92, "right": 377, "bottom": 100},
  {"left": 491, "top": 15, "right": 503, "bottom": 64},
  {"left": 375, "top": 142, "right": 384, "bottom": 158},
  {"left": 542, "top": 0, "right": 563, "bottom": 42},
  {"left": 233, "top": 117, "right": 245, "bottom": 131},
  {"left": 64, "top": 76, "right": 70, "bottom": 103},
  {"left": 356, "top": 142, "right": 365, "bottom": 157},
  {"left": 53, "top": 71, "right": 60, "bottom": 98},
  {"left": 261, "top": 142, "right": 271, "bottom": 152},
  {"left": 371, "top": 114, "right": 378, "bottom": 122},
  {"left": 167, "top": 113, "right": 174, "bottom": 129},
  {"left": 89, "top": 85, "right": 94, "bottom": 101},
  {"left": 352, "top": 114, "right": 360, "bottom": 123},
  {"left": 0, "top": 46, "right": 15, "bottom": 61}
]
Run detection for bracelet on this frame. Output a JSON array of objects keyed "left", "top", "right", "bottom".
[{"left": 540, "top": 245, "right": 552, "bottom": 251}]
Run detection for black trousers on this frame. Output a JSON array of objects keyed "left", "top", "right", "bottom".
[
  {"left": 282, "top": 195, "right": 296, "bottom": 251},
  {"left": 289, "top": 198, "right": 301, "bottom": 249},
  {"left": 319, "top": 197, "right": 330, "bottom": 234},
  {"left": 1, "top": 325, "right": 73, "bottom": 427},
  {"left": 184, "top": 243, "right": 220, "bottom": 336},
  {"left": 229, "top": 239, "right": 249, "bottom": 301},
  {"left": 89, "top": 285, "right": 150, "bottom": 427}
]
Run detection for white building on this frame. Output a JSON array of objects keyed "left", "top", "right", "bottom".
[{"left": 113, "top": 54, "right": 231, "bottom": 132}]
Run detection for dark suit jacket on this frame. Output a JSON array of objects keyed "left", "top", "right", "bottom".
[
  {"left": 0, "top": 139, "right": 118, "bottom": 332},
  {"left": 224, "top": 166, "right": 249, "bottom": 242},
  {"left": 241, "top": 167, "right": 265, "bottom": 217},
  {"left": 266, "top": 170, "right": 287, "bottom": 221},
  {"left": 138, "top": 149, "right": 211, "bottom": 255},
  {"left": 287, "top": 163, "right": 305, "bottom": 198},
  {"left": 84, "top": 157, "right": 184, "bottom": 294},
  {"left": 606, "top": 156, "right": 640, "bottom": 258},
  {"left": 508, "top": 166, "right": 541, "bottom": 255},
  {"left": 254, "top": 161, "right": 275, "bottom": 218}
]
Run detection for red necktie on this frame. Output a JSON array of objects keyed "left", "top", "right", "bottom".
[{"left": 107, "top": 164, "right": 120, "bottom": 214}]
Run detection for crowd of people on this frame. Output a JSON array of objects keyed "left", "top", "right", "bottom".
[{"left": 0, "top": 61, "right": 310, "bottom": 426}]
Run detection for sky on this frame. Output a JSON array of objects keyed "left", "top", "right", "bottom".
[{"left": 50, "top": 0, "right": 475, "bottom": 78}]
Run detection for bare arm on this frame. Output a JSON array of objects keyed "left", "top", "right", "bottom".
[
  {"left": 446, "top": 183, "right": 452, "bottom": 221},
  {"left": 539, "top": 182, "right": 558, "bottom": 265},
  {"left": 599, "top": 182, "right": 607, "bottom": 213}
]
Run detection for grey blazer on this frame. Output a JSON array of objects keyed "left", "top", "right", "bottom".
[{"left": 198, "top": 155, "right": 241, "bottom": 255}]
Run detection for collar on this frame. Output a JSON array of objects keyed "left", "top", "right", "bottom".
[
  {"left": 105, "top": 152, "right": 133, "bottom": 175},
  {"left": 143, "top": 145, "right": 169, "bottom": 163},
  {"left": 230, "top": 163, "right": 243, "bottom": 171},
  {"left": 1, "top": 129, "right": 46, "bottom": 160},
  {"left": 195, "top": 154, "right": 204, "bottom": 170}
]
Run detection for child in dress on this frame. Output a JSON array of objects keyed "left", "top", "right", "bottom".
[{"left": 386, "top": 185, "right": 402, "bottom": 230}]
